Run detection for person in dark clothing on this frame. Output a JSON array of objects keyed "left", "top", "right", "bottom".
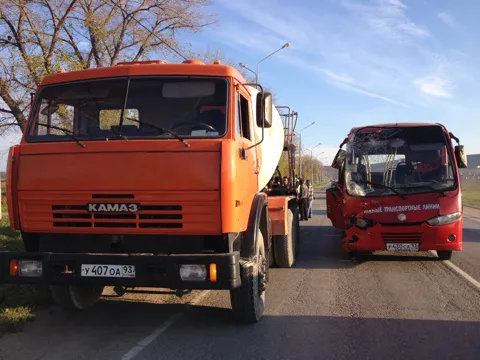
[
  {"left": 270, "top": 176, "right": 285, "bottom": 195},
  {"left": 297, "top": 178, "right": 309, "bottom": 221}
]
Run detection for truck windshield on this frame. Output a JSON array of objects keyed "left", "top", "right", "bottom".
[
  {"left": 344, "top": 126, "right": 457, "bottom": 197},
  {"left": 26, "top": 76, "right": 228, "bottom": 142}
]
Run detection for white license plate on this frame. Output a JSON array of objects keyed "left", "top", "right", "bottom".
[
  {"left": 81, "top": 264, "right": 136, "bottom": 278},
  {"left": 386, "top": 243, "right": 419, "bottom": 251}
]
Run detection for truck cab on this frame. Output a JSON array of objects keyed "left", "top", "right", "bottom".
[
  {"left": 326, "top": 123, "right": 468, "bottom": 260},
  {"left": 1, "top": 59, "right": 298, "bottom": 323}
]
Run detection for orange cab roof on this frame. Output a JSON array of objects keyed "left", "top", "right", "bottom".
[{"left": 40, "top": 60, "right": 247, "bottom": 86}]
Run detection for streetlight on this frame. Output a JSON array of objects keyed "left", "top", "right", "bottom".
[
  {"left": 307, "top": 143, "right": 322, "bottom": 183},
  {"left": 256, "top": 42, "right": 290, "bottom": 83},
  {"left": 297, "top": 122, "right": 315, "bottom": 178},
  {"left": 239, "top": 63, "right": 257, "bottom": 79}
]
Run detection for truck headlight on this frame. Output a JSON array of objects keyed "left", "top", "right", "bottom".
[
  {"left": 179, "top": 264, "right": 207, "bottom": 281},
  {"left": 10, "top": 260, "right": 43, "bottom": 277},
  {"left": 427, "top": 212, "right": 461, "bottom": 226}
]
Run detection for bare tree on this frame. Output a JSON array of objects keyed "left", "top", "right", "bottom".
[{"left": 0, "top": 0, "right": 215, "bottom": 132}]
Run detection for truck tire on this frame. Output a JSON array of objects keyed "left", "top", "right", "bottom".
[
  {"left": 50, "top": 285, "right": 104, "bottom": 311},
  {"left": 230, "top": 231, "right": 267, "bottom": 323},
  {"left": 437, "top": 250, "right": 452, "bottom": 260},
  {"left": 273, "top": 209, "right": 296, "bottom": 268}
]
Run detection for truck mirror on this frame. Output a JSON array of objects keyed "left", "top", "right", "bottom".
[
  {"left": 332, "top": 149, "right": 346, "bottom": 169},
  {"left": 455, "top": 145, "right": 467, "bottom": 168},
  {"left": 257, "top": 92, "right": 273, "bottom": 128}
]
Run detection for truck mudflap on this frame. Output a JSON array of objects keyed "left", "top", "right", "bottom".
[{"left": 0, "top": 251, "right": 241, "bottom": 290}]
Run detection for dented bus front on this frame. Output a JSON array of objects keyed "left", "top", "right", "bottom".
[{"left": 326, "top": 123, "right": 468, "bottom": 260}]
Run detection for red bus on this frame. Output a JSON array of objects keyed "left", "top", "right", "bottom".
[{"left": 326, "top": 123, "right": 468, "bottom": 260}]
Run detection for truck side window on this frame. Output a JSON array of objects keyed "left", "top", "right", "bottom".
[
  {"left": 239, "top": 93, "right": 251, "bottom": 141},
  {"left": 235, "top": 92, "right": 242, "bottom": 136}
]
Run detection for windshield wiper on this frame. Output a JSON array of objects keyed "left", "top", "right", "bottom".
[
  {"left": 124, "top": 117, "right": 190, "bottom": 148},
  {"left": 365, "top": 180, "right": 407, "bottom": 200},
  {"left": 402, "top": 185, "right": 447, "bottom": 197},
  {"left": 35, "top": 123, "right": 86, "bottom": 148}
]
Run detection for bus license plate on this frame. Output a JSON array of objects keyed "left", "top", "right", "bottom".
[
  {"left": 386, "top": 243, "right": 419, "bottom": 251},
  {"left": 81, "top": 264, "right": 136, "bottom": 278}
]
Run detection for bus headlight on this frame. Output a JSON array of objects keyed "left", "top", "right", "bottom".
[{"left": 427, "top": 212, "right": 461, "bottom": 226}]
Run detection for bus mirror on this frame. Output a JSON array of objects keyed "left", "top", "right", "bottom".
[
  {"left": 332, "top": 149, "right": 346, "bottom": 169},
  {"left": 257, "top": 92, "right": 273, "bottom": 128},
  {"left": 455, "top": 145, "right": 467, "bottom": 168}
]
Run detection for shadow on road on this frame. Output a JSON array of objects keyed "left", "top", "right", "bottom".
[
  {"left": 463, "top": 228, "right": 480, "bottom": 243},
  {"left": 137, "top": 305, "right": 480, "bottom": 360},
  {"left": 312, "top": 209, "right": 327, "bottom": 216}
]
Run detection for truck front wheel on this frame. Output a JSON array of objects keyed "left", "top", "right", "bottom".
[
  {"left": 230, "top": 231, "right": 267, "bottom": 323},
  {"left": 50, "top": 285, "right": 104, "bottom": 311}
]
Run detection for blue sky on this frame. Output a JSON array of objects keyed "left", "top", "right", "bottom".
[
  {"left": 189, "top": 0, "right": 480, "bottom": 163},
  {"left": 1, "top": 0, "right": 479, "bottom": 168}
]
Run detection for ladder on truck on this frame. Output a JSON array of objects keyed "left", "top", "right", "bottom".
[{"left": 276, "top": 106, "right": 298, "bottom": 181}]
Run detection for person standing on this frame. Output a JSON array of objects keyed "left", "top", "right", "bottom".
[
  {"left": 297, "top": 179, "right": 309, "bottom": 221},
  {"left": 306, "top": 179, "right": 314, "bottom": 218}
]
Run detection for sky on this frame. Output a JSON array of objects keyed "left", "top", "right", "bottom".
[{"left": 1, "top": 0, "right": 479, "bottom": 168}]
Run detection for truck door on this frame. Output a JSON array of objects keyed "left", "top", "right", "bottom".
[{"left": 235, "top": 88, "right": 259, "bottom": 210}]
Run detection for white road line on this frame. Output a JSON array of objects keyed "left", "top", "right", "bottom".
[
  {"left": 464, "top": 216, "right": 480, "bottom": 223},
  {"left": 443, "top": 260, "right": 480, "bottom": 291},
  {"left": 429, "top": 251, "right": 480, "bottom": 291},
  {"left": 121, "top": 290, "right": 211, "bottom": 360}
]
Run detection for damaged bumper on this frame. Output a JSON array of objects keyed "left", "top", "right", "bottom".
[{"left": 343, "top": 220, "right": 463, "bottom": 252}]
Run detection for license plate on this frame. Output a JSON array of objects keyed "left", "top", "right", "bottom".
[
  {"left": 81, "top": 264, "right": 136, "bottom": 278},
  {"left": 385, "top": 243, "right": 419, "bottom": 251}
]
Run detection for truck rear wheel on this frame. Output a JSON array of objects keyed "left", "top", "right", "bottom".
[
  {"left": 230, "top": 231, "right": 267, "bottom": 323},
  {"left": 437, "top": 250, "right": 452, "bottom": 260},
  {"left": 273, "top": 209, "right": 296, "bottom": 268},
  {"left": 50, "top": 285, "right": 104, "bottom": 311}
]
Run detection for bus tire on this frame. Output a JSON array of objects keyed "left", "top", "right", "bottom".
[
  {"left": 437, "top": 250, "right": 452, "bottom": 260},
  {"left": 273, "top": 208, "right": 295, "bottom": 268},
  {"left": 50, "top": 285, "right": 104, "bottom": 311},
  {"left": 230, "top": 231, "right": 267, "bottom": 323}
]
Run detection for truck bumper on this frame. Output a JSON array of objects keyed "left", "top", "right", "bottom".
[
  {"left": 344, "top": 220, "right": 463, "bottom": 252},
  {"left": 0, "top": 251, "right": 241, "bottom": 290}
]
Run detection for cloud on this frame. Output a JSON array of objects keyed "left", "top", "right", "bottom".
[
  {"left": 340, "top": 0, "right": 431, "bottom": 42},
  {"left": 413, "top": 76, "right": 454, "bottom": 98},
  {"left": 212, "top": 0, "right": 465, "bottom": 109},
  {"left": 437, "top": 11, "right": 458, "bottom": 28},
  {"left": 320, "top": 69, "right": 409, "bottom": 107}
]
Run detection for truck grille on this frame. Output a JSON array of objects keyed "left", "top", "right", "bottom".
[
  {"left": 381, "top": 232, "right": 423, "bottom": 242},
  {"left": 52, "top": 205, "right": 183, "bottom": 229}
]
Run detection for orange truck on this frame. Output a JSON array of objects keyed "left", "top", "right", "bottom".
[{"left": 0, "top": 59, "right": 300, "bottom": 323}]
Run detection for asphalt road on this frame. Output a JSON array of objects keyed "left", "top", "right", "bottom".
[{"left": 1, "top": 191, "right": 479, "bottom": 360}]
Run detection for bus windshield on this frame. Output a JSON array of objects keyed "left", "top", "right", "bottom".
[
  {"left": 344, "top": 126, "right": 457, "bottom": 197},
  {"left": 26, "top": 76, "right": 228, "bottom": 143}
]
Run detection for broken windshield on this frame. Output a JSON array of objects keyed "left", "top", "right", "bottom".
[
  {"left": 344, "top": 126, "right": 457, "bottom": 197},
  {"left": 26, "top": 76, "right": 228, "bottom": 143}
]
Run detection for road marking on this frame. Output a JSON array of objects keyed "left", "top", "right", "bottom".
[
  {"left": 443, "top": 260, "right": 480, "bottom": 291},
  {"left": 464, "top": 216, "right": 480, "bottom": 223},
  {"left": 429, "top": 251, "right": 480, "bottom": 291},
  {"left": 121, "top": 290, "right": 211, "bottom": 360}
]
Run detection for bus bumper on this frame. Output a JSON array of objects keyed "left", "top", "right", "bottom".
[{"left": 343, "top": 220, "right": 463, "bottom": 252}]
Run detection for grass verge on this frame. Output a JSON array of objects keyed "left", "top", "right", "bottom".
[
  {"left": 0, "top": 216, "right": 51, "bottom": 334},
  {"left": 461, "top": 181, "right": 480, "bottom": 209}
]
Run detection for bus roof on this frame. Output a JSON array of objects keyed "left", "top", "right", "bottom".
[
  {"left": 39, "top": 60, "right": 247, "bottom": 86},
  {"left": 350, "top": 123, "right": 447, "bottom": 134}
]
